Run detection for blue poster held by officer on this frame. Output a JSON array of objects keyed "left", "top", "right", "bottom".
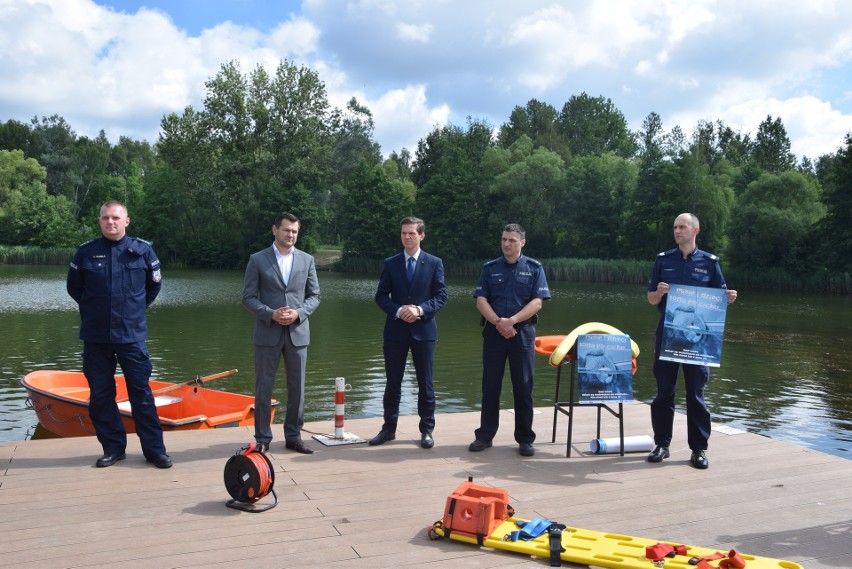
[{"left": 659, "top": 284, "right": 728, "bottom": 367}]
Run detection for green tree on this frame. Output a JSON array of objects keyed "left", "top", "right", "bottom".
[
  {"left": 324, "top": 98, "right": 383, "bottom": 243},
  {"left": 556, "top": 92, "right": 637, "bottom": 158},
  {"left": 716, "top": 120, "right": 752, "bottom": 167},
  {"left": 672, "top": 126, "right": 736, "bottom": 254},
  {"left": 385, "top": 149, "right": 412, "bottom": 181},
  {"left": 497, "top": 99, "right": 564, "bottom": 156},
  {"left": 0, "top": 119, "right": 36, "bottom": 155},
  {"left": 338, "top": 162, "right": 413, "bottom": 259},
  {"left": 562, "top": 153, "right": 637, "bottom": 258},
  {"left": 751, "top": 115, "right": 796, "bottom": 174},
  {"left": 157, "top": 60, "right": 338, "bottom": 266},
  {"left": 728, "top": 170, "right": 825, "bottom": 271},
  {"left": 0, "top": 149, "right": 81, "bottom": 247},
  {"left": 30, "top": 115, "right": 78, "bottom": 200},
  {"left": 625, "top": 112, "right": 670, "bottom": 257},
  {"left": 136, "top": 162, "right": 188, "bottom": 263},
  {"left": 814, "top": 134, "right": 852, "bottom": 273},
  {"left": 486, "top": 137, "right": 565, "bottom": 256},
  {"left": 68, "top": 131, "right": 111, "bottom": 220},
  {"left": 413, "top": 119, "right": 495, "bottom": 259}
]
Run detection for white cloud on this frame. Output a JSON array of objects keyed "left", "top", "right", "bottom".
[
  {"left": 723, "top": 96, "right": 852, "bottom": 158},
  {"left": 396, "top": 22, "right": 433, "bottom": 43},
  {"left": 365, "top": 85, "right": 451, "bottom": 155},
  {"left": 267, "top": 16, "right": 321, "bottom": 56},
  {"left": 1, "top": 0, "right": 851, "bottom": 158}
]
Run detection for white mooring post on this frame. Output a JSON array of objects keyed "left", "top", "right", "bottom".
[{"left": 312, "top": 377, "right": 366, "bottom": 446}]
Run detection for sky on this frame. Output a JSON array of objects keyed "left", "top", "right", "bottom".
[{"left": 2, "top": 0, "right": 852, "bottom": 161}]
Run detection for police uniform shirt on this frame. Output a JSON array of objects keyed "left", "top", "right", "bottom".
[
  {"left": 66, "top": 235, "right": 162, "bottom": 343},
  {"left": 474, "top": 254, "right": 551, "bottom": 319},
  {"left": 647, "top": 247, "right": 726, "bottom": 314}
]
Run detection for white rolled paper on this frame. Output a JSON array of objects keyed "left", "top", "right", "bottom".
[{"left": 589, "top": 435, "right": 655, "bottom": 454}]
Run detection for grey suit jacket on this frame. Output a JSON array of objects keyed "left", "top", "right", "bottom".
[{"left": 242, "top": 246, "right": 321, "bottom": 347}]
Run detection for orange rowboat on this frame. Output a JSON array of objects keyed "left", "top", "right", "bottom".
[{"left": 21, "top": 370, "right": 276, "bottom": 438}]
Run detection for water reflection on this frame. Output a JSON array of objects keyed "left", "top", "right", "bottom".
[{"left": 0, "top": 265, "right": 849, "bottom": 459}]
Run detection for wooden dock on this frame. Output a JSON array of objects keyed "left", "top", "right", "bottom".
[{"left": 1, "top": 403, "right": 849, "bottom": 568}]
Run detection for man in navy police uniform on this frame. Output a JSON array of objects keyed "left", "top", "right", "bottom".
[
  {"left": 646, "top": 212, "right": 738, "bottom": 469},
  {"left": 469, "top": 223, "right": 550, "bottom": 457},
  {"left": 67, "top": 200, "right": 171, "bottom": 469}
]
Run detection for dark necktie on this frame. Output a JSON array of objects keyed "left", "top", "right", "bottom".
[{"left": 407, "top": 256, "right": 415, "bottom": 282}]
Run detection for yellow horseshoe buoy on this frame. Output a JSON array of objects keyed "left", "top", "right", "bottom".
[{"left": 548, "top": 322, "right": 640, "bottom": 367}]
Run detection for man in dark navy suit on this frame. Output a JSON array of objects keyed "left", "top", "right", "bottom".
[{"left": 371, "top": 217, "right": 447, "bottom": 449}]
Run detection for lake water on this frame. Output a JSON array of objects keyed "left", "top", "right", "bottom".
[{"left": 1, "top": 265, "right": 849, "bottom": 459}]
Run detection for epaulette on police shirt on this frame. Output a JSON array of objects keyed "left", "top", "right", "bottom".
[
  {"left": 657, "top": 248, "right": 718, "bottom": 261},
  {"left": 126, "top": 237, "right": 154, "bottom": 254},
  {"left": 525, "top": 257, "right": 543, "bottom": 267},
  {"left": 77, "top": 238, "right": 98, "bottom": 248},
  {"left": 483, "top": 257, "right": 502, "bottom": 267}
]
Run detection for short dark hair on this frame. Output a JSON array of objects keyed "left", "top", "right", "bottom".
[
  {"left": 274, "top": 212, "right": 300, "bottom": 227},
  {"left": 401, "top": 216, "right": 425, "bottom": 234},
  {"left": 503, "top": 223, "right": 525, "bottom": 239},
  {"left": 101, "top": 200, "right": 127, "bottom": 212}
]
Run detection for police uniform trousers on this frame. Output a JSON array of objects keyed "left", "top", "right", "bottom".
[
  {"left": 253, "top": 325, "right": 306, "bottom": 444},
  {"left": 650, "top": 318, "right": 712, "bottom": 451},
  {"left": 381, "top": 337, "right": 436, "bottom": 434},
  {"left": 475, "top": 323, "right": 537, "bottom": 444},
  {"left": 83, "top": 341, "right": 166, "bottom": 457}
]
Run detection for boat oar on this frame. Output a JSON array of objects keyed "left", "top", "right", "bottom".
[{"left": 116, "top": 369, "right": 239, "bottom": 403}]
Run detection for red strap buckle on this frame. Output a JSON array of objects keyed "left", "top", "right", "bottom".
[
  {"left": 695, "top": 550, "right": 746, "bottom": 569},
  {"left": 646, "top": 543, "right": 687, "bottom": 561}
]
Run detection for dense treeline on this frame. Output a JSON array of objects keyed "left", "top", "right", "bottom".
[{"left": 1, "top": 59, "right": 851, "bottom": 291}]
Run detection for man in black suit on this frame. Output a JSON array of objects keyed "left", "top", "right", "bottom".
[
  {"left": 242, "top": 212, "right": 321, "bottom": 454},
  {"left": 371, "top": 217, "right": 447, "bottom": 448}
]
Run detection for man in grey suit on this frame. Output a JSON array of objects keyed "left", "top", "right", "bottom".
[{"left": 242, "top": 212, "right": 321, "bottom": 454}]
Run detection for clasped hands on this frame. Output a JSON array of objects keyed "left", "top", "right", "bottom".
[
  {"left": 494, "top": 317, "right": 517, "bottom": 339},
  {"left": 398, "top": 304, "right": 421, "bottom": 323},
  {"left": 274, "top": 306, "right": 298, "bottom": 326}
]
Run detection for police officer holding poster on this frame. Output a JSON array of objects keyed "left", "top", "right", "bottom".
[{"left": 646, "top": 213, "right": 737, "bottom": 470}]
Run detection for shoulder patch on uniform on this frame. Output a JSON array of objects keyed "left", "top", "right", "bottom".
[{"left": 695, "top": 248, "right": 718, "bottom": 261}]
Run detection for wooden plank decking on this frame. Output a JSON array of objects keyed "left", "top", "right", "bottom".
[{"left": 1, "top": 403, "right": 849, "bottom": 568}]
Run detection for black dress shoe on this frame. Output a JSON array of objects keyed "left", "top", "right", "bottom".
[
  {"left": 146, "top": 453, "right": 173, "bottom": 469},
  {"left": 96, "top": 452, "right": 126, "bottom": 468},
  {"left": 420, "top": 432, "right": 434, "bottom": 449},
  {"left": 285, "top": 440, "right": 314, "bottom": 454},
  {"left": 369, "top": 430, "right": 396, "bottom": 446},
  {"left": 468, "top": 439, "right": 492, "bottom": 452},
  {"left": 690, "top": 450, "right": 709, "bottom": 469},
  {"left": 519, "top": 442, "right": 535, "bottom": 457},
  {"left": 647, "top": 445, "right": 670, "bottom": 463},
  {"left": 255, "top": 442, "right": 270, "bottom": 453}
]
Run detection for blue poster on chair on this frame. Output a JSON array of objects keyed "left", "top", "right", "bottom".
[
  {"left": 659, "top": 284, "right": 728, "bottom": 367},
  {"left": 577, "top": 334, "right": 634, "bottom": 404}
]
